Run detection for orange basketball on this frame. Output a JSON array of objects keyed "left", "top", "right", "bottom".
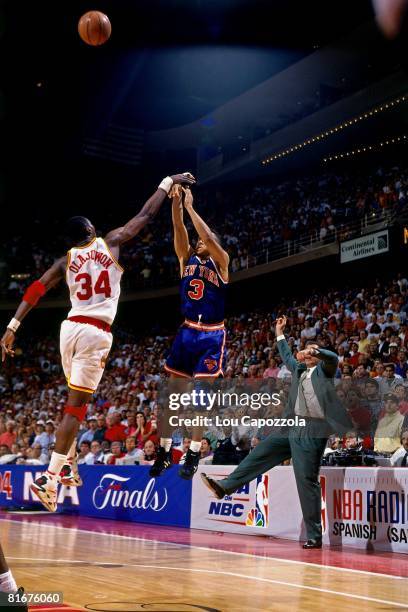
[{"left": 78, "top": 11, "right": 111, "bottom": 46}]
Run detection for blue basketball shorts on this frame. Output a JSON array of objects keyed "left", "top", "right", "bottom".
[{"left": 165, "top": 321, "right": 226, "bottom": 378}]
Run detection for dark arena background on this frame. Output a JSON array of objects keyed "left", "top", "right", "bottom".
[{"left": 1, "top": 1, "right": 408, "bottom": 611}]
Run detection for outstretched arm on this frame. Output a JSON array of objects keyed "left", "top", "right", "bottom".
[
  {"left": 171, "top": 184, "right": 192, "bottom": 276},
  {"left": 275, "top": 315, "right": 299, "bottom": 373},
  {"left": 183, "top": 189, "right": 229, "bottom": 281},
  {"left": 105, "top": 173, "right": 195, "bottom": 247},
  {"left": 1, "top": 256, "right": 66, "bottom": 361}
]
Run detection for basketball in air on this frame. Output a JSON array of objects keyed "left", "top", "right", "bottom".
[{"left": 78, "top": 11, "right": 111, "bottom": 46}]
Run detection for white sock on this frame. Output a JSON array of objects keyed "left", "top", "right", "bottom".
[
  {"left": 0, "top": 570, "right": 17, "bottom": 593},
  {"left": 46, "top": 452, "right": 67, "bottom": 486},
  {"left": 190, "top": 440, "right": 201, "bottom": 453},
  {"left": 67, "top": 439, "right": 77, "bottom": 464},
  {"left": 160, "top": 438, "right": 172, "bottom": 452}
]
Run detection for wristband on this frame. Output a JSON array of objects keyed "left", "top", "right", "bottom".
[
  {"left": 7, "top": 318, "right": 20, "bottom": 333},
  {"left": 158, "top": 176, "right": 173, "bottom": 194}
]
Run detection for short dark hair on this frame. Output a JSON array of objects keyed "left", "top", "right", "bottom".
[
  {"left": 195, "top": 231, "right": 223, "bottom": 248},
  {"left": 67, "top": 216, "right": 94, "bottom": 245}
]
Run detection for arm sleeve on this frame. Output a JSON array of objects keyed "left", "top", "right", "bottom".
[
  {"left": 277, "top": 338, "right": 299, "bottom": 373},
  {"left": 314, "top": 348, "right": 339, "bottom": 377}
]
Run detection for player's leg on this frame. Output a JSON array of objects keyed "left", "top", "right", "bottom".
[
  {"left": 30, "top": 388, "right": 90, "bottom": 511},
  {"left": 31, "top": 322, "right": 111, "bottom": 510},
  {"left": 0, "top": 544, "right": 28, "bottom": 611},
  {"left": 179, "top": 327, "right": 226, "bottom": 480},
  {"left": 150, "top": 374, "right": 187, "bottom": 477},
  {"left": 201, "top": 434, "right": 291, "bottom": 497},
  {"left": 178, "top": 377, "right": 213, "bottom": 480},
  {"left": 151, "top": 326, "right": 192, "bottom": 477}
]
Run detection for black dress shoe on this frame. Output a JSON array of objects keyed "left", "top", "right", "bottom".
[
  {"left": 201, "top": 473, "right": 226, "bottom": 499},
  {"left": 302, "top": 538, "right": 322, "bottom": 549}
]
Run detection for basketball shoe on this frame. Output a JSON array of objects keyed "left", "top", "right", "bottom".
[
  {"left": 60, "top": 457, "right": 83, "bottom": 487},
  {"left": 149, "top": 446, "right": 172, "bottom": 477},
  {"left": 30, "top": 473, "right": 58, "bottom": 512},
  {"left": 178, "top": 449, "right": 200, "bottom": 480}
]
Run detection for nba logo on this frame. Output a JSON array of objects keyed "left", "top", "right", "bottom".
[
  {"left": 246, "top": 474, "right": 269, "bottom": 527},
  {"left": 320, "top": 475, "right": 327, "bottom": 533}
]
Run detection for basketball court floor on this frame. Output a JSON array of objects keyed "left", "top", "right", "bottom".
[{"left": 1, "top": 511, "right": 407, "bottom": 611}]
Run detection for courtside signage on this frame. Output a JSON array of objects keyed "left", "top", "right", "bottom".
[
  {"left": 0, "top": 465, "right": 191, "bottom": 528},
  {"left": 340, "top": 230, "right": 389, "bottom": 263}
]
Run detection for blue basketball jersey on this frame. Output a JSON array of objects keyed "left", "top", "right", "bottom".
[{"left": 180, "top": 255, "right": 226, "bottom": 324}]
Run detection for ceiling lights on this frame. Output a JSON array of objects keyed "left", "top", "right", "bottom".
[{"left": 261, "top": 94, "right": 407, "bottom": 166}]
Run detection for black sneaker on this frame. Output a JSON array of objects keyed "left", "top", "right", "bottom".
[
  {"left": 0, "top": 587, "right": 28, "bottom": 612},
  {"left": 178, "top": 449, "right": 200, "bottom": 480},
  {"left": 201, "top": 473, "right": 226, "bottom": 499},
  {"left": 149, "top": 446, "right": 172, "bottom": 477}
]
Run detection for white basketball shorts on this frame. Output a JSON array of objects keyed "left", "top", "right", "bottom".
[{"left": 60, "top": 319, "right": 113, "bottom": 393}]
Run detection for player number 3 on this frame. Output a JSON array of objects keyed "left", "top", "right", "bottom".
[
  {"left": 188, "top": 279, "right": 204, "bottom": 300},
  {"left": 75, "top": 270, "right": 111, "bottom": 300}
]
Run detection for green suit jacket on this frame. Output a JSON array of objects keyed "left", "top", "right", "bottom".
[{"left": 277, "top": 338, "right": 353, "bottom": 434}]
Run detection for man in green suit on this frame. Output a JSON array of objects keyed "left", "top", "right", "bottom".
[{"left": 202, "top": 315, "right": 352, "bottom": 548}]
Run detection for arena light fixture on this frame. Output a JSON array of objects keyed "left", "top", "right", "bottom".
[
  {"left": 261, "top": 93, "right": 407, "bottom": 165},
  {"left": 322, "top": 134, "right": 407, "bottom": 162}
]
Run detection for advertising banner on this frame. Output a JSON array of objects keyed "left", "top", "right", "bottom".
[
  {"left": 0, "top": 465, "right": 191, "bottom": 528},
  {"left": 191, "top": 465, "right": 408, "bottom": 553},
  {"left": 191, "top": 465, "right": 271, "bottom": 535},
  {"left": 323, "top": 467, "right": 408, "bottom": 553},
  {"left": 340, "top": 230, "right": 389, "bottom": 263},
  {"left": 2, "top": 465, "right": 407, "bottom": 553}
]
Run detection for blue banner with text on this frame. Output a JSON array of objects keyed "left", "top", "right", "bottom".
[{"left": 0, "top": 465, "right": 191, "bottom": 527}]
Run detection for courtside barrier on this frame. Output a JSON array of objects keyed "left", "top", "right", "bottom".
[
  {"left": 0, "top": 465, "right": 191, "bottom": 527},
  {"left": 1, "top": 464, "right": 407, "bottom": 553}
]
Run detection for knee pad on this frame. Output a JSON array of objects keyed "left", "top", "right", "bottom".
[{"left": 64, "top": 404, "right": 88, "bottom": 422}]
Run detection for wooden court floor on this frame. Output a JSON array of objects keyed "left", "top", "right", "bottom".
[{"left": 2, "top": 513, "right": 408, "bottom": 612}]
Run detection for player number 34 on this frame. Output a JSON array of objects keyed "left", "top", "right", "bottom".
[{"left": 75, "top": 270, "right": 111, "bottom": 300}]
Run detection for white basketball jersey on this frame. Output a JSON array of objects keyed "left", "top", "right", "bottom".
[{"left": 66, "top": 237, "right": 123, "bottom": 325}]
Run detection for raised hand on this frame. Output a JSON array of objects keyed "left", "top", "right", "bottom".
[
  {"left": 170, "top": 183, "right": 183, "bottom": 202},
  {"left": 1, "top": 329, "right": 16, "bottom": 362},
  {"left": 171, "top": 172, "right": 196, "bottom": 186},
  {"left": 275, "top": 316, "right": 287, "bottom": 337},
  {"left": 183, "top": 187, "right": 194, "bottom": 210}
]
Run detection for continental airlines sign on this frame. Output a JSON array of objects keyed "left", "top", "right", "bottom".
[{"left": 340, "top": 230, "right": 389, "bottom": 263}]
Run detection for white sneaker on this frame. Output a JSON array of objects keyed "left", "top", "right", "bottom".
[
  {"left": 59, "top": 461, "right": 83, "bottom": 487},
  {"left": 30, "top": 473, "right": 58, "bottom": 512}
]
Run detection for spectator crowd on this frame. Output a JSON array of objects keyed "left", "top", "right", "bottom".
[
  {"left": 1, "top": 164, "right": 406, "bottom": 297},
  {"left": 1, "top": 271, "right": 408, "bottom": 469}
]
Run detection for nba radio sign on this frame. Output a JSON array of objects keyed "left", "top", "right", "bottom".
[{"left": 192, "top": 468, "right": 269, "bottom": 533}]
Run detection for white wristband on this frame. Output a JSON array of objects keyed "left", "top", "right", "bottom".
[
  {"left": 277, "top": 334, "right": 285, "bottom": 341},
  {"left": 7, "top": 318, "right": 20, "bottom": 333},
  {"left": 158, "top": 176, "right": 173, "bottom": 194}
]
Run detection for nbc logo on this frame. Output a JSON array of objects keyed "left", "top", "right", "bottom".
[{"left": 246, "top": 474, "right": 269, "bottom": 528}]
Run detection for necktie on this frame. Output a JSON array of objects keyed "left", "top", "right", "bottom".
[
  {"left": 401, "top": 452, "right": 408, "bottom": 467},
  {"left": 297, "top": 370, "right": 308, "bottom": 416}
]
